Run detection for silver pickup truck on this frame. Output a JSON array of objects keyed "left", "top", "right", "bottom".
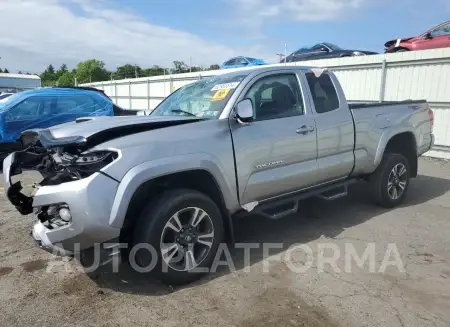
[{"left": 3, "top": 65, "right": 434, "bottom": 285}]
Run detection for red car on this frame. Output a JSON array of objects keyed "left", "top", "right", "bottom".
[{"left": 385, "top": 21, "right": 450, "bottom": 53}]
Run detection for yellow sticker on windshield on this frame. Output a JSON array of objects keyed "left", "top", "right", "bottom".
[{"left": 212, "top": 89, "right": 230, "bottom": 101}]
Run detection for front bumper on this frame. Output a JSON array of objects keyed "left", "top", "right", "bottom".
[{"left": 3, "top": 152, "right": 122, "bottom": 255}]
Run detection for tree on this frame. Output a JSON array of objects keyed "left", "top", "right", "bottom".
[
  {"left": 115, "top": 64, "right": 142, "bottom": 79},
  {"left": 40, "top": 64, "right": 57, "bottom": 85},
  {"left": 57, "top": 71, "right": 75, "bottom": 86},
  {"left": 171, "top": 61, "right": 189, "bottom": 74},
  {"left": 75, "top": 59, "right": 109, "bottom": 84},
  {"left": 142, "top": 65, "right": 166, "bottom": 77},
  {"left": 56, "top": 64, "right": 68, "bottom": 79},
  {"left": 4, "top": 68, "right": 9, "bottom": 73},
  {"left": 0, "top": 69, "right": 2, "bottom": 73},
  {"left": 208, "top": 64, "right": 220, "bottom": 70}
]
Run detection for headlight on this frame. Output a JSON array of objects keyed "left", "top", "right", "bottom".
[
  {"left": 70, "top": 150, "right": 118, "bottom": 177},
  {"left": 74, "top": 151, "right": 117, "bottom": 164}
]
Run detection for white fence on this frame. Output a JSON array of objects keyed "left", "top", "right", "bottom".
[{"left": 83, "top": 48, "right": 450, "bottom": 159}]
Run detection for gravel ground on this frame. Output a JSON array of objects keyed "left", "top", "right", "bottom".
[{"left": 0, "top": 157, "right": 449, "bottom": 327}]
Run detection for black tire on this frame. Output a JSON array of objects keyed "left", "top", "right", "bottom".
[
  {"left": 369, "top": 153, "right": 410, "bottom": 208},
  {"left": 131, "top": 189, "right": 224, "bottom": 285},
  {"left": 395, "top": 48, "right": 409, "bottom": 52}
]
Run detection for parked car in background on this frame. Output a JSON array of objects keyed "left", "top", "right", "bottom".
[
  {"left": 0, "top": 93, "right": 14, "bottom": 102},
  {"left": 282, "top": 42, "right": 377, "bottom": 63},
  {"left": 0, "top": 86, "right": 137, "bottom": 158},
  {"left": 220, "top": 56, "right": 266, "bottom": 69},
  {"left": 385, "top": 21, "right": 450, "bottom": 53}
]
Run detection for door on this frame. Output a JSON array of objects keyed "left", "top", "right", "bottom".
[
  {"left": 235, "top": 57, "right": 250, "bottom": 67},
  {"left": 416, "top": 23, "right": 450, "bottom": 50},
  {"left": 230, "top": 71, "right": 318, "bottom": 204},
  {"left": 304, "top": 71, "right": 355, "bottom": 184},
  {"left": 310, "top": 44, "right": 331, "bottom": 60},
  {"left": 3, "top": 96, "right": 53, "bottom": 141},
  {"left": 53, "top": 94, "right": 109, "bottom": 124},
  {"left": 223, "top": 58, "right": 237, "bottom": 69},
  {"left": 289, "top": 48, "right": 310, "bottom": 62}
]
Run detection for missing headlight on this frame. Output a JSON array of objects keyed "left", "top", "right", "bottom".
[
  {"left": 36, "top": 150, "right": 119, "bottom": 185},
  {"left": 61, "top": 150, "right": 118, "bottom": 179}
]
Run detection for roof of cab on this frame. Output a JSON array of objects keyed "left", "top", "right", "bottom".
[{"left": 0, "top": 73, "right": 40, "bottom": 80}]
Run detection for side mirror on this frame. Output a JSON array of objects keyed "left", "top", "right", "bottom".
[
  {"left": 235, "top": 99, "right": 253, "bottom": 123},
  {"left": 425, "top": 32, "right": 432, "bottom": 39},
  {"left": 319, "top": 47, "right": 329, "bottom": 52}
]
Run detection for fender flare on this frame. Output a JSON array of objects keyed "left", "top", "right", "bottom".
[
  {"left": 108, "top": 153, "right": 239, "bottom": 228},
  {"left": 373, "top": 127, "right": 417, "bottom": 169}
]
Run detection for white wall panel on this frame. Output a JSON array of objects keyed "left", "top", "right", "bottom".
[{"left": 82, "top": 47, "right": 450, "bottom": 159}]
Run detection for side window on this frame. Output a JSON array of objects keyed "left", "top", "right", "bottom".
[
  {"left": 244, "top": 74, "right": 304, "bottom": 121},
  {"left": 430, "top": 23, "right": 450, "bottom": 37},
  {"left": 225, "top": 59, "right": 236, "bottom": 66},
  {"left": 57, "top": 95, "right": 101, "bottom": 114},
  {"left": 295, "top": 48, "right": 308, "bottom": 55},
  {"left": 5, "top": 96, "right": 52, "bottom": 121},
  {"left": 236, "top": 58, "right": 248, "bottom": 65},
  {"left": 312, "top": 44, "right": 325, "bottom": 51},
  {"left": 305, "top": 73, "right": 340, "bottom": 113}
]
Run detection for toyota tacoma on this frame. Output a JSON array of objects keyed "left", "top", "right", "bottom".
[{"left": 2, "top": 66, "right": 434, "bottom": 285}]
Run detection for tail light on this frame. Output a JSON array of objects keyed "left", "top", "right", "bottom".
[{"left": 428, "top": 108, "right": 434, "bottom": 131}]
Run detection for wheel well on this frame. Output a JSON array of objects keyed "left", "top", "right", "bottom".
[
  {"left": 119, "top": 170, "right": 233, "bottom": 246},
  {"left": 384, "top": 132, "right": 417, "bottom": 177}
]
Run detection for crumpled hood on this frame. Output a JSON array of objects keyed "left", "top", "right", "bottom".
[{"left": 21, "top": 115, "right": 203, "bottom": 149}]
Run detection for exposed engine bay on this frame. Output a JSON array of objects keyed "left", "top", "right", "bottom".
[
  {"left": 5, "top": 116, "right": 204, "bottom": 216},
  {"left": 7, "top": 137, "right": 117, "bottom": 216}
]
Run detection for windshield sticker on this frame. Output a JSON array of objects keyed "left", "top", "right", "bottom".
[
  {"left": 211, "top": 89, "right": 230, "bottom": 101},
  {"left": 211, "top": 82, "right": 240, "bottom": 91}
]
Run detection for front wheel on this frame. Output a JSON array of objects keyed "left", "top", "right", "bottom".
[
  {"left": 369, "top": 153, "right": 410, "bottom": 208},
  {"left": 132, "top": 189, "right": 224, "bottom": 285}
]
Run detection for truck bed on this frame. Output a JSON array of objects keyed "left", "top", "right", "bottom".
[{"left": 349, "top": 99, "right": 427, "bottom": 110}]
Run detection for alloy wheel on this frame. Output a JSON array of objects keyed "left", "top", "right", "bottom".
[
  {"left": 160, "top": 207, "right": 215, "bottom": 271},
  {"left": 387, "top": 163, "right": 407, "bottom": 200}
]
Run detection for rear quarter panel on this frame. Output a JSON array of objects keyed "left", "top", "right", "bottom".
[{"left": 351, "top": 102, "right": 432, "bottom": 176}]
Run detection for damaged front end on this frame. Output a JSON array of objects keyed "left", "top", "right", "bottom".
[{"left": 4, "top": 130, "right": 118, "bottom": 216}]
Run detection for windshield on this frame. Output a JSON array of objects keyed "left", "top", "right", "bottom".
[
  {"left": 150, "top": 73, "right": 248, "bottom": 118},
  {"left": 323, "top": 43, "right": 343, "bottom": 50}
]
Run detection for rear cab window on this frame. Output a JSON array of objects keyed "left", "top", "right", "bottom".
[{"left": 305, "top": 72, "right": 340, "bottom": 114}]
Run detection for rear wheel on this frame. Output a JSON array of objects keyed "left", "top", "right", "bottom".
[
  {"left": 369, "top": 153, "right": 410, "bottom": 208},
  {"left": 132, "top": 189, "right": 224, "bottom": 285}
]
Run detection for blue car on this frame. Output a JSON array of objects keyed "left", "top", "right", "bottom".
[
  {"left": 0, "top": 87, "right": 136, "bottom": 158},
  {"left": 220, "top": 56, "right": 267, "bottom": 69}
]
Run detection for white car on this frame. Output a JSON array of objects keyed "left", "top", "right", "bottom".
[{"left": 0, "top": 92, "right": 14, "bottom": 102}]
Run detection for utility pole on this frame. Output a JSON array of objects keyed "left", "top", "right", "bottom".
[
  {"left": 276, "top": 53, "right": 284, "bottom": 62},
  {"left": 189, "top": 56, "right": 192, "bottom": 73},
  {"left": 135, "top": 65, "right": 138, "bottom": 78},
  {"left": 284, "top": 42, "right": 287, "bottom": 65}
]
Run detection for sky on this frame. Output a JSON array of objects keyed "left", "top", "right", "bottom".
[{"left": 0, "top": 0, "right": 448, "bottom": 73}]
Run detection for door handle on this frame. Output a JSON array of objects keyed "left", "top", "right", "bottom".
[{"left": 296, "top": 125, "right": 315, "bottom": 134}]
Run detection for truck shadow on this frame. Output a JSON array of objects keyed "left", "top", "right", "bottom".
[{"left": 86, "top": 174, "right": 450, "bottom": 295}]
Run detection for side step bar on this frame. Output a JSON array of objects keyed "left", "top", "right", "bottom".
[{"left": 238, "top": 179, "right": 357, "bottom": 220}]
